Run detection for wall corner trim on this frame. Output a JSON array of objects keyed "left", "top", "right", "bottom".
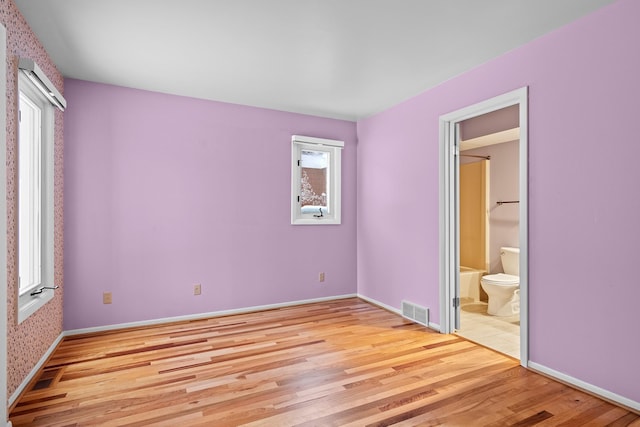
[{"left": 528, "top": 361, "right": 640, "bottom": 413}]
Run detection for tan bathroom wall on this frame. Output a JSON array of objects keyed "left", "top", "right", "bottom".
[
  {"left": 459, "top": 160, "right": 489, "bottom": 271},
  {"left": 463, "top": 142, "right": 519, "bottom": 273}
]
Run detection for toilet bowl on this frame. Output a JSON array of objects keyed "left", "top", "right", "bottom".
[
  {"left": 481, "top": 247, "right": 520, "bottom": 316},
  {"left": 480, "top": 273, "right": 519, "bottom": 316}
]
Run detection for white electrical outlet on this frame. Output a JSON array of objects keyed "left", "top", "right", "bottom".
[
  {"left": 194, "top": 284, "right": 202, "bottom": 295},
  {"left": 319, "top": 272, "right": 325, "bottom": 282}
]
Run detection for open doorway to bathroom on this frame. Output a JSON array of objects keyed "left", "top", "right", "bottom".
[
  {"left": 456, "top": 106, "right": 520, "bottom": 358},
  {"left": 439, "top": 87, "right": 528, "bottom": 366}
]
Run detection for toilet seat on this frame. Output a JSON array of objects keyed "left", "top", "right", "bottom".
[{"left": 481, "top": 273, "right": 519, "bottom": 286}]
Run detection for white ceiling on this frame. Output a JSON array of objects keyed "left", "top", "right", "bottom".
[{"left": 15, "top": 0, "right": 614, "bottom": 121}]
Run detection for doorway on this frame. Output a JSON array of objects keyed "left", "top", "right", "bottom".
[
  {"left": 457, "top": 111, "right": 520, "bottom": 358},
  {"left": 438, "top": 87, "right": 529, "bottom": 366}
]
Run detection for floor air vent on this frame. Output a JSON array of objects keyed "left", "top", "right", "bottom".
[{"left": 401, "top": 300, "right": 429, "bottom": 327}]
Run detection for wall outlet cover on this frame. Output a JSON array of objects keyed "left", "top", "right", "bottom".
[{"left": 103, "top": 292, "right": 112, "bottom": 304}]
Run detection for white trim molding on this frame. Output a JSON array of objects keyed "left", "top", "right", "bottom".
[
  {"left": 17, "top": 58, "right": 66, "bottom": 111},
  {"left": 17, "top": 71, "right": 57, "bottom": 324},
  {"left": 0, "top": 23, "right": 8, "bottom": 427},
  {"left": 439, "top": 87, "right": 528, "bottom": 366},
  {"left": 357, "top": 294, "right": 401, "bottom": 316},
  {"left": 356, "top": 294, "right": 441, "bottom": 331},
  {"left": 0, "top": 24, "right": 11, "bottom": 426},
  {"left": 291, "top": 135, "right": 343, "bottom": 225},
  {"left": 528, "top": 362, "right": 640, "bottom": 413},
  {"left": 65, "top": 294, "right": 357, "bottom": 336}
]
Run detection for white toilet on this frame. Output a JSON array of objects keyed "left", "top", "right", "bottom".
[{"left": 481, "top": 247, "right": 520, "bottom": 316}]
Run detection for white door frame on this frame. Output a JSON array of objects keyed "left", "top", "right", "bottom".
[
  {"left": 1, "top": 23, "right": 9, "bottom": 425},
  {"left": 438, "top": 87, "right": 529, "bottom": 366}
]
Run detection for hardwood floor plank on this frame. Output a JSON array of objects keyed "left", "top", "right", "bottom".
[
  {"left": 510, "top": 410, "right": 555, "bottom": 426},
  {"left": 607, "top": 413, "right": 640, "bottom": 426},
  {"left": 9, "top": 298, "right": 638, "bottom": 426}
]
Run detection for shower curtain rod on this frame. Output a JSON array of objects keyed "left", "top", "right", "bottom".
[{"left": 460, "top": 154, "right": 490, "bottom": 160}]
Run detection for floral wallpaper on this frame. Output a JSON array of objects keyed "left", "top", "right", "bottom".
[{"left": 1, "top": 0, "right": 64, "bottom": 398}]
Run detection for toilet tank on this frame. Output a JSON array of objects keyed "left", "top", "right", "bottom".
[{"left": 500, "top": 247, "right": 520, "bottom": 276}]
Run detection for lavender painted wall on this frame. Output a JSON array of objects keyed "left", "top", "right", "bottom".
[
  {"left": 64, "top": 80, "right": 357, "bottom": 330},
  {"left": 357, "top": 0, "right": 639, "bottom": 404}
]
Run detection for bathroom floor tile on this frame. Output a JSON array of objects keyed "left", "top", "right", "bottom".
[{"left": 456, "top": 301, "right": 520, "bottom": 359}]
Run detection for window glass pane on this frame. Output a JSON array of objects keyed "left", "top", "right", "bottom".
[
  {"left": 18, "top": 91, "right": 42, "bottom": 293},
  {"left": 300, "top": 149, "right": 329, "bottom": 215}
]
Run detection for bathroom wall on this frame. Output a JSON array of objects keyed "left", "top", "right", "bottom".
[
  {"left": 459, "top": 160, "right": 488, "bottom": 271},
  {"left": 2, "top": 0, "right": 65, "bottom": 398},
  {"left": 357, "top": 0, "right": 640, "bottom": 405},
  {"left": 463, "top": 141, "right": 519, "bottom": 274},
  {"left": 460, "top": 105, "right": 519, "bottom": 141},
  {"left": 63, "top": 79, "right": 357, "bottom": 331}
]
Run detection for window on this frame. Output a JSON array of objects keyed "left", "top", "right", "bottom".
[
  {"left": 17, "top": 71, "right": 56, "bottom": 323},
  {"left": 291, "top": 135, "right": 343, "bottom": 225},
  {"left": 19, "top": 91, "right": 42, "bottom": 292}
]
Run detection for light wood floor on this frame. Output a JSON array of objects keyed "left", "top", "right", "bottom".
[{"left": 9, "top": 298, "right": 639, "bottom": 426}]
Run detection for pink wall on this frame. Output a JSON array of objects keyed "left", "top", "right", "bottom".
[
  {"left": 2, "top": 0, "right": 64, "bottom": 397},
  {"left": 63, "top": 80, "right": 357, "bottom": 330},
  {"left": 357, "top": 0, "right": 639, "bottom": 404}
]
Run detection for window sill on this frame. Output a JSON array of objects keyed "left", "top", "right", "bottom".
[
  {"left": 18, "top": 290, "right": 54, "bottom": 324},
  {"left": 292, "top": 218, "right": 341, "bottom": 225}
]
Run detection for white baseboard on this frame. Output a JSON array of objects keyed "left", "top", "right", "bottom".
[
  {"left": 357, "top": 293, "right": 401, "bottom": 315},
  {"left": 65, "top": 294, "right": 358, "bottom": 336},
  {"left": 357, "top": 294, "right": 441, "bottom": 331},
  {"left": 528, "top": 361, "right": 640, "bottom": 413},
  {"left": 427, "top": 321, "right": 441, "bottom": 332},
  {"left": 9, "top": 332, "right": 64, "bottom": 406}
]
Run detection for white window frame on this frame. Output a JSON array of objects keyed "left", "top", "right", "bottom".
[
  {"left": 17, "top": 72, "right": 56, "bottom": 324},
  {"left": 291, "top": 135, "right": 343, "bottom": 225}
]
